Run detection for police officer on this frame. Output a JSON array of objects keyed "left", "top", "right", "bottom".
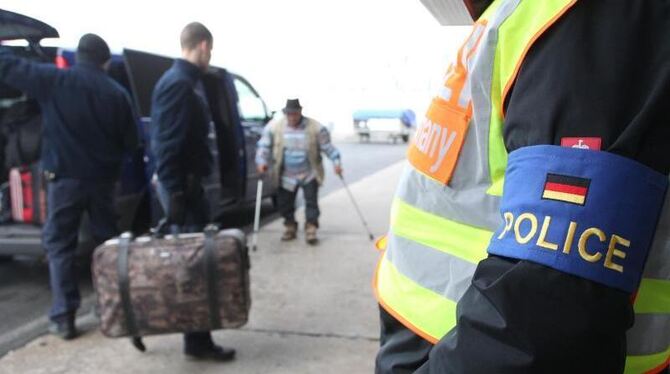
[
  {"left": 150, "top": 22, "right": 235, "bottom": 362},
  {"left": 0, "top": 34, "right": 138, "bottom": 340},
  {"left": 376, "top": 1, "right": 670, "bottom": 373}
]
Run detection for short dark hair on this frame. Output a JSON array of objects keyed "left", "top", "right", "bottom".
[
  {"left": 180, "top": 22, "right": 213, "bottom": 50},
  {"left": 76, "top": 33, "right": 111, "bottom": 66}
]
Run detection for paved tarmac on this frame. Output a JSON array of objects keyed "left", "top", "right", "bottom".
[
  {"left": 0, "top": 160, "right": 405, "bottom": 374},
  {"left": 0, "top": 140, "right": 407, "bottom": 358}
]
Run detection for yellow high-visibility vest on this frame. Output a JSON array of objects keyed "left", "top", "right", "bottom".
[{"left": 374, "top": 1, "right": 670, "bottom": 373}]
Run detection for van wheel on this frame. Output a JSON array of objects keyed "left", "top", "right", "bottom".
[
  {"left": 0, "top": 255, "right": 13, "bottom": 263},
  {"left": 401, "top": 135, "right": 410, "bottom": 143}
]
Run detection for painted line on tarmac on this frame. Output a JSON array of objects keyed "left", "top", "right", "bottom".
[{"left": 241, "top": 327, "right": 379, "bottom": 342}]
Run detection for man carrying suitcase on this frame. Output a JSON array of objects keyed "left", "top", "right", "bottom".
[
  {"left": 0, "top": 34, "right": 138, "bottom": 340},
  {"left": 150, "top": 21, "right": 235, "bottom": 362}
]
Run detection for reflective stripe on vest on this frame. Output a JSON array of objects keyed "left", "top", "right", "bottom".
[
  {"left": 626, "top": 190, "right": 670, "bottom": 373},
  {"left": 374, "top": 0, "right": 670, "bottom": 372},
  {"left": 377, "top": 0, "right": 575, "bottom": 341}
]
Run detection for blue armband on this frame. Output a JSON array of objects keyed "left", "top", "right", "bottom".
[{"left": 487, "top": 145, "right": 668, "bottom": 292}]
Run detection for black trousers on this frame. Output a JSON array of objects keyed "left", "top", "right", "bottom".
[
  {"left": 416, "top": 256, "right": 632, "bottom": 374},
  {"left": 156, "top": 178, "right": 218, "bottom": 350},
  {"left": 277, "top": 179, "right": 320, "bottom": 226},
  {"left": 44, "top": 178, "right": 118, "bottom": 322},
  {"left": 375, "top": 305, "right": 433, "bottom": 374}
]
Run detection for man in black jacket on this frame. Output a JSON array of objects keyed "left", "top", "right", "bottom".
[
  {"left": 150, "top": 22, "right": 235, "bottom": 362},
  {"left": 0, "top": 34, "right": 138, "bottom": 340}
]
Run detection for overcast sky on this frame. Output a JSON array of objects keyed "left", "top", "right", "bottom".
[{"left": 3, "top": 1, "right": 469, "bottom": 125}]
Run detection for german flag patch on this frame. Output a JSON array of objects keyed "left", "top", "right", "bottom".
[{"left": 542, "top": 173, "right": 590, "bottom": 206}]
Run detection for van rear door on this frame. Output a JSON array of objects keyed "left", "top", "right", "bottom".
[{"left": 0, "top": 9, "right": 59, "bottom": 42}]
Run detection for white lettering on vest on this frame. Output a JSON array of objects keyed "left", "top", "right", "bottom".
[
  {"left": 413, "top": 119, "right": 459, "bottom": 173},
  {"left": 429, "top": 128, "right": 457, "bottom": 173}
]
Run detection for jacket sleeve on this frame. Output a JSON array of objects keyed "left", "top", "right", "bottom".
[
  {"left": 120, "top": 92, "right": 140, "bottom": 153},
  {"left": 0, "top": 47, "right": 58, "bottom": 100},
  {"left": 151, "top": 81, "right": 192, "bottom": 193},
  {"left": 255, "top": 123, "right": 273, "bottom": 167},
  {"left": 317, "top": 124, "right": 341, "bottom": 166},
  {"left": 414, "top": 256, "right": 630, "bottom": 374}
]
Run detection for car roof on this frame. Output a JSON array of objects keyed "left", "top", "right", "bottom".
[{"left": 0, "top": 9, "right": 59, "bottom": 42}]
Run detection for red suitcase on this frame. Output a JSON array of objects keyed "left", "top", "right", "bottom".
[{"left": 9, "top": 165, "right": 47, "bottom": 224}]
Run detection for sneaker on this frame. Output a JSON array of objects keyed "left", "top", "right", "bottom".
[
  {"left": 48, "top": 317, "right": 78, "bottom": 340},
  {"left": 185, "top": 345, "right": 236, "bottom": 362}
]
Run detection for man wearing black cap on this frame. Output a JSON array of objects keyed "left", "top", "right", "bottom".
[
  {"left": 0, "top": 34, "right": 138, "bottom": 340},
  {"left": 151, "top": 22, "right": 235, "bottom": 362},
  {"left": 256, "top": 99, "right": 342, "bottom": 244}
]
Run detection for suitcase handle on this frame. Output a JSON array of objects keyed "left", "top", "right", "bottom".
[
  {"left": 151, "top": 218, "right": 181, "bottom": 239},
  {"left": 151, "top": 221, "right": 221, "bottom": 239}
]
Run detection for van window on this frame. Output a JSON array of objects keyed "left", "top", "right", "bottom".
[{"left": 233, "top": 77, "right": 267, "bottom": 122}]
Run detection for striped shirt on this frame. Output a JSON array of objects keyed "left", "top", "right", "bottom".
[{"left": 255, "top": 117, "right": 341, "bottom": 191}]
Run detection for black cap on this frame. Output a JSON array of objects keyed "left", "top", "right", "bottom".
[
  {"left": 283, "top": 99, "right": 302, "bottom": 114},
  {"left": 76, "top": 33, "right": 111, "bottom": 66}
]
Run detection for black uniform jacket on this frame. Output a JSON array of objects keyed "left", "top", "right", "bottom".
[
  {"left": 150, "top": 59, "right": 213, "bottom": 194},
  {"left": 0, "top": 49, "right": 138, "bottom": 181}
]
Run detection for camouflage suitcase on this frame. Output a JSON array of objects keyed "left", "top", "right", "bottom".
[{"left": 92, "top": 226, "right": 250, "bottom": 344}]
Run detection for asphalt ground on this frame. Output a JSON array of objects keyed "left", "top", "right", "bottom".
[{"left": 0, "top": 140, "right": 407, "bottom": 357}]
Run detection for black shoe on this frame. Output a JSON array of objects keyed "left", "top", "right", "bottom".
[
  {"left": 48, "top": 318, "right": 78, "bottom": 340},
  {"left": 184, "top": 345, "right": 236, "bottom": 362}
]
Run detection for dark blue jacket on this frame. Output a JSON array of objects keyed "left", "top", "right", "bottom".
[
  {"left": 150, "top": 59, "right": 213, "bottom": 194},
  {"left": 0, "top": 49, "right": 138, "bottom": 181}
]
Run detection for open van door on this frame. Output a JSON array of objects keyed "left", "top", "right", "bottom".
[
  {"left": 201, "top": 68, "right": 247, "bottom": 219},
  {"left": 230, "top": 74, "right": 275, "bottom": 202}
]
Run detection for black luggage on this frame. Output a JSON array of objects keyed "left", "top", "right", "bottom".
[
  {"left": 0, "top": 182, "right": 12, "bottom": 224},
  {"left": 2, "top": 99, "right": 42, "bottom": 170}
]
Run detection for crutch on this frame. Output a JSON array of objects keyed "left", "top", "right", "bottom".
[
  {"left": 251, "top": 179, "right": 263, "bottom": 251},
  {"left": 338, "top": 174, "right": 374, "bottom": 241}
]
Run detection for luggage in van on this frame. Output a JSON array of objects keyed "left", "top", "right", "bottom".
[
  {"left": 2, "top": 99, "right": 42, "bottom": 170},
  {"left": 0, "top": 183, "right": 12, "bottom": 224},
  {"left": 92, "top": 226, "right": 251, "bottom": 346},
  {"left": 9, "top": 164, "right": 47, "bottom": 224}
]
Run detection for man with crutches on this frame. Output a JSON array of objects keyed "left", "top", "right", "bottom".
[{"left": 255, "top": 99, "right": 342, "bottom": 245}]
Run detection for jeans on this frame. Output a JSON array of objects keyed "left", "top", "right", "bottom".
[
  {"left": 277, "top": 179, "right": 320, "bottom": 226},
  {"left": 43, "top": 178, "right": 118, "bottom": 322}
]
